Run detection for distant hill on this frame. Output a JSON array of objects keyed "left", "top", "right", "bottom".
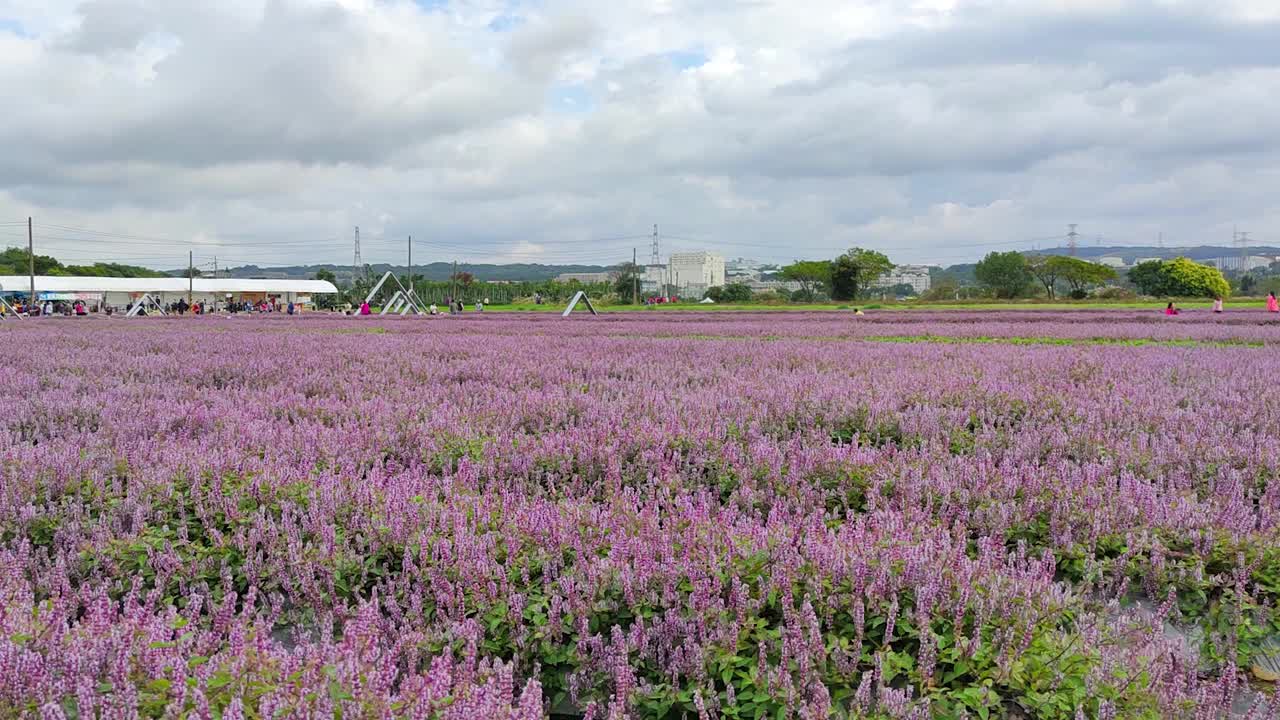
[
  {"left": 164, "top": 261, "right": 614, "bottom": 283},
  {"left": 1029, "top": 245, "right": 1280, "bottom": 262}
]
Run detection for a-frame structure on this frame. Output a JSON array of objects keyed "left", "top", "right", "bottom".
[
  {"left": 126, "top": 294, "right": 167, "bottom": 317},
  {"left": 0, "top": 282, "right": 25, "bottom": 319},
  {"left": 562, "top": 291, "right": 598, "bottom": 317},
  {"left": 364, "top": 271, "right": 425, "bottom": 316},
  {"left": 0, "top": 295, "right": 24, "bottom": 319}
]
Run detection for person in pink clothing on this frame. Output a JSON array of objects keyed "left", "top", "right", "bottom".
[
  {"left": 359, "top": 301, "right": 372, "bottom": 316},
  {"left": 1212, "top": 297, "right": 1224, "bottom": 314},
  {"left": 1165, "top": 302, "right": 1179, "bottom": 316},
  {"left": 1268, "top": 292, "right": 1278, "bottom": 313}
]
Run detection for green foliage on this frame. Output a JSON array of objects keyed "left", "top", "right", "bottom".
[
  {"left": 974, "top": 251, "right": 1030, "bottom": 299},
  {"left": 1027, "top": 256, "right": 1117, "bottom": 299},
  {"left": 313, "top": 270, "right": 340, "bottom": 308},
  {"left": 611, "top": 262, "right": 643, "bottom": 303},
  {"left": 704, "top": 282, "right": 752, "bottom": 303},
  {"left": 0, "top": 247, "right": 167, "bottom": 278},
  {"left": 1127, "top": 261, "right": 1168, "bottom": 296},
  {"left": 1162, "top": 257, "right": 1230, "bottom": 298},
  {"left": 830, "top": 248, "right": 893, "bottom": 301},
  {"left": 1128, "top": 258, "right": 1230, "bottom": 298},
  {"left": 1056, "top": 257, "right": 1118, "bottom": 296},
  {"left": 1025, "top": 255, "right": 1061, "bottom": 299},
  {"left": 778, "top": 260, "right": 831, "bottom": 300}
]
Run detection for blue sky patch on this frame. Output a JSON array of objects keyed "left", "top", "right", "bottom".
[
  {"left": 667, "top": 50, "right": 708, "bottom": 69},
  {"left": 548, "top": 84, "right": 595, "bottom": 114},
  {"left": 488, "top": 13, "right": 525, "bottom": 32},
  {"left": 0, "top": 18, "right": 30, "bottom": 37}
]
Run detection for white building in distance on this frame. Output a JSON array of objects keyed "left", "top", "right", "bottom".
[
  {"left": 1207, "top": 256, "right": 1274, "bottom": 272},
  {"left": 668, "top": 252, "right": 726, "bottom": 297},
  {"left": 641, "top": 265, "right": 667, "bottom": 293},
  {"left": 875, "top": 264, "right": 932, "bottom": 294},
  {"left": 555, "top": 272, "right": 614, "bottom": 284}
]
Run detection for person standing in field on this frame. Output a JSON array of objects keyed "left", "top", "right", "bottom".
[
  {"left": 1268, "top": 292, "right": 1279, "bottom": 313},
  {"left": 1212, "top": 297, "right": 1224, "bottom": 314}
]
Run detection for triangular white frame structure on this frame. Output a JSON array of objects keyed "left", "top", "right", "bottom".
[
  {"left": 365, "top": 272, "right": 425, "bottom": 316},
  {"left": 562, "top": 291, "right": 598, "bottom": 317},
  {"left": 125, "top": 294, "right": 168, "bottom": 317}
]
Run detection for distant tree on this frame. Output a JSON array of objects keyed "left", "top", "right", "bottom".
[
  {"left": 1239, "top": 274, "right": 1258, "bottom": 295},
  {"left": 451, "top": 271, "right": 475, "bottom": 287},
  {"left": 830, "top": 248, "right": 893, "bottom": 301},
  {"left": 184, "top": 267, "right": 202, "bottom": 279},
  {"left": 1127, "top": 261, "right": 1168, "bottom": 296},
  {"left": 974, "top": 251, "right": 1030, "bottom": 299},
  {"left": 313, "top": 269, "right": 339, "bottom": 309},
  {"left": 1056, "top": 257, "right": 1118, "bottom": 298},
  {"left": 1025, "top": 255, "right": 1062, "bottom": 299},
  {"left": 922, "top": 280, "right": 960, "bottom": 301},
  {"left": 1161, "top": 257, "right": 1230, "bottom": 298},
  {"left": 779, "top": 260, "right": 831, "bottom": 300},
  {"left": 0, "top": 247, "right": 62, "bottom": 275},
  {"left": 886, "top": 282, "right": 916, "bottom": 298},
  {"left": 611, "top": 262, "right": 642, "bottom": 303},
  {"left": 719, "top": 282, "right": 753, "bottom": 303},
  {"left": 1128, "top": 258, "right": 1229, "bottom": 298}
]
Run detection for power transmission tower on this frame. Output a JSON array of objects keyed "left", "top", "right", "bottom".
[
  {"left": 353, "top": 226, "right": 364, "bottom": 284},
  {"left": 1067, "top": 224, "right": 1079, "bottom": 256},
  {"left": 1236, "top": 230, "right": 1251, "bottom": 271},
  {"left": 28, "top": 217, "right": 34, "bottom": 306},
  {"left": 650, "top": 224, "right": 660, "bottom": 266}
]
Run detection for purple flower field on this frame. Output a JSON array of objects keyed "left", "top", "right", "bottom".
[{"left": 3, "top": 311, "right": 1280, "bottom": 718}]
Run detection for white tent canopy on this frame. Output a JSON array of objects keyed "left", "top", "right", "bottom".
[{"left": 0, "top": 276, "right": 338, "bottom": 295}]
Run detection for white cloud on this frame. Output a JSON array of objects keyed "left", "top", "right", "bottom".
[{"left": 0, "top": 0, "right": 1278, "bottom": 267}]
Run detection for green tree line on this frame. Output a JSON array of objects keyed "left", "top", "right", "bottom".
[{"left": 0, "top": 247, "right": 168, "bottom": 278}]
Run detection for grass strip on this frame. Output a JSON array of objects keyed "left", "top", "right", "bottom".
[{"left": 862, "top": 335, "right": 1265, "bottom": 348}]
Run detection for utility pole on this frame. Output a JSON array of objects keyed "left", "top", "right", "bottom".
[
  {"left": 633, "top": 248, "right": 639, "bottom": 304},
  {"left": 407, "top": 235, "right": 413, "bottom": 301},
  {"left": 188, "top": 250, "right": 194, "bottom": 306},
  {"left": 28, "top": 217, "right": 34, "bottom": 307},
  {"left": 650, "top": 224, "right": 660, "bottom": 266},
  {"left": 451, "top": 260, "right": 458, "bottom": 304},
  {"left": 1067, "top": 224, "right": 1079, "bottom": 256},
  {"left": 213, "top": 256, "right": 217, "bottom": 280}
]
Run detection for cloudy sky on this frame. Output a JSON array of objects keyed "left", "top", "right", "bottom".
[{"left": 1, "top": 0, "right": 1278, "bottom": 270}]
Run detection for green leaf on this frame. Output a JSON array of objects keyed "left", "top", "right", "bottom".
[{"left": 207, "top": 671, "right": 232, "bottom": 690}]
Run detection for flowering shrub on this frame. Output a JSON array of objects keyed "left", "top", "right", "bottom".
[{"left": 2, "top": 312, "right": 1278, "bottom": 718}]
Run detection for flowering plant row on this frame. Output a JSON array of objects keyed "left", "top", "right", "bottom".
[{"left": 2, "top": 314, "right": 1277, "bottom": 718}]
